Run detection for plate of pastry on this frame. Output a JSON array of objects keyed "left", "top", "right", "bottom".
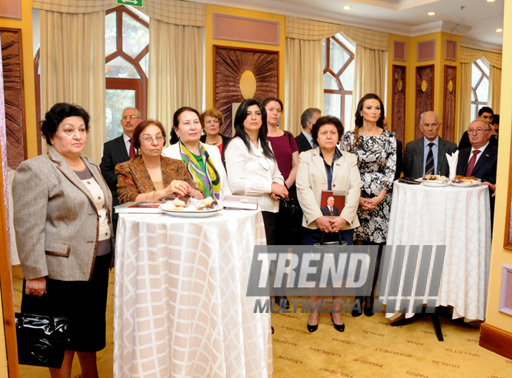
[
  {"left": 160, "top": 197, "right": 222, "bottom": 217},
  {"left": 421, "top": 174, "right": 450, "bottom": 187},
  {"left": 450, "top": 175, "right": 481, "bottom": 187}
]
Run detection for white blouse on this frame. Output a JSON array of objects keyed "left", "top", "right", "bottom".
[{"left": 224, "top": 137, "right": 284, "bottom": 213}]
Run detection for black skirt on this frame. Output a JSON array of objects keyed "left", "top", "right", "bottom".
[{"left": 21, "top": 253, "right": 111, "bottom": 352}]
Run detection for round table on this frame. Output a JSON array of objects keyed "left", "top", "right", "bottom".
[
  {"left": 114, "top": 209, "right": 272, "bottom": 377},
  {"left": 380, "top": 181, "right": 491, "bottom": 321}
]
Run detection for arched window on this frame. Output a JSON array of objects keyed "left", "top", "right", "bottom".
[
  {"left": 105, "top": 5, "right": 149, "bottom": 141},
  {"left": 471, "top": 58, "right": 489, "bottom": 119},
  {"left": 323, "top": 33, "right": 355, "bottom": 129}
]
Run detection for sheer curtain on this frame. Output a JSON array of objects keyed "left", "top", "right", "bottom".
[
  {"left": 144, "top": 0, "right": 206, "bottom": 137},
  {"left": 34, "top": 0, "right": 108, "bottom": 163},
  {"left": 285, "top": 17, "right": 388, "bottom": 133}
]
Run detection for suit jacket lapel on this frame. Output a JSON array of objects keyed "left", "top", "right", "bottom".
[
  {"left": 115, "top": 135, "right": 130, "bottom": 161},
  {"left": 416, "top": 139, "right": 424, "bottom": 175},
  {"left": 471, "top": 145, "right": 493, "bottom": 175},
  {"left": 310, "top": 149, "right": 327, "bottom": 182},
  {"left": 48, "top": 148, "right": 96, "bottom": 208}
]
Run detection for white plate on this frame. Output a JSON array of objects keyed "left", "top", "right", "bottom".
[
  {"left": 421, "top": 180, "right": 450, "bottom": 187},
  {"left": 159, "top": 205, "right": 222, "bottom": 218},
  {"left": 450, "top": 181, "right": 481, "bottom": 187}
]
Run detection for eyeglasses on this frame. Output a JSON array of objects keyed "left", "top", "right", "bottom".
[
  {"left": 140, "top": 136, "right": 164, "bottom": 144},
  {"left": 123, "top": 115, "right": 140, "bottom": 120},
  {"left": 467, "top": 128, "right": 490, "bottom": 134}
]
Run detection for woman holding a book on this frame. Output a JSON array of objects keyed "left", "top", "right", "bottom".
[
  {"left": 116, "top": 120, "right": 202, "bottom": 203},
  {"left": 296, "top": 116, "right": 361, "bottom": 333}
]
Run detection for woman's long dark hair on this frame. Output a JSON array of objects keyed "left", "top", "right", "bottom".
[
  {"left": 232, "top": 99, "right": 275, "bottom": 160},
  {"left": 352, "top": 93, "right": 385, "bottom": 149}
]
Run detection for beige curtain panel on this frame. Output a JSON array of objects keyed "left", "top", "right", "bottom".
[
  {"left": 142, "top": 0, "right": 206, "bottom": 26},
  {"left": 39, "top": 10, "right": 106, "bottom": 163},
  {"left": 457, "top": 62, "right": 472, "bottom": 142},
  {"left": 285, "top": 16, "right": 389, "bottom": 133},
  {"left": 285, "top": 38, "right": 324, "bottom": 135},
  {"left": 148, "top": 19, "right": 204, "bottom": 137},
  {"left": 32, "top": 0, "right": 111, "bottom": 13},
  {"left": 460, "top": 46, "right": 502, "bottom": 68},
  {"left": 489, "top": 65, "right": 502, "bottom": 114}
]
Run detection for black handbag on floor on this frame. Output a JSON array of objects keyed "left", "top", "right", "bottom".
[{"left": 15, "top": 312, "right": 71, "bottom": 368}]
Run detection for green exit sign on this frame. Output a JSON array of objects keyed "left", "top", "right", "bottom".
[{"left": 117, "top": 0, "right": 142, "bottom": 7}]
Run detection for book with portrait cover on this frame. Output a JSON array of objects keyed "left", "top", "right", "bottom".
[{"left": 320, "top": 190, "right": 346, "bottom": 217}]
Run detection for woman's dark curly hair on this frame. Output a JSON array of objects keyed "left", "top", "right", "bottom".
[
  {"left": 311, "top": 116, "right": 344, "bottom": 143},
  {"left": 41, "top": 103, "right": 90, "bottom": 145}
]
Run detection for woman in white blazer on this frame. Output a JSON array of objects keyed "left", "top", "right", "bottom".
[
  {"left": 13, "top": 103, "right": 113, "bottom": 377},
  {"left": 296, "top": 116, "right": 361, "bottom": 333},
  {"left": 224, "top": 99, "right": 288, "bottom": 245},
  {"left": 162, "top": 107, "right": 231, "bottom": 200}
]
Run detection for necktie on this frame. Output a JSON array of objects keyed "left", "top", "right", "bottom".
[
  {"left": 129, "top": 138, "right": 136, "bottom": 159},
  {"left": 466, "top": 150, "right": 481, "bottom": 176},
  {"left": 330, "top": 208, "right": 333, "bottom": 216},
  {"left": 312, "top": 140, "right": 318, "bottom": 149},
  {"left": 425, "top": 142, "right": 435, "bottom": 175}
]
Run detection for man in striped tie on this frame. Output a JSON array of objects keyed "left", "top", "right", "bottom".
[{"left": 403, "top": 111, "right": 457, "bottom": 179}]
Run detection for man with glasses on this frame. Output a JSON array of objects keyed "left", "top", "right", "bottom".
[
  {"left": 100, "top": 107, "right": 143, "bottom": 233},
  {"left": 456, "top": 119, "right": 497, "bottom": 224},
  {"left": 403, "top": 111, "right": 457, "bottom": 178},
  {"left": 456, "top": 119, "right": 497, "bottom": 183},
  {"left": 458, "top": 106, "right": 498, "bottom": 150}
]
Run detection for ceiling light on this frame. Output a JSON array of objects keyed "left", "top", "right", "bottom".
[
  {"left": 427, "top": 11, "right": 436, "bottom": 16},
  {"left": 487, "top": 0, "right": 496, "bottom": 3},
  {"left": 496, "top": 28, "right": 503, "bottom": 33},
  {"left": 343, "top": 6, "right": 351, "bottom": 10}
]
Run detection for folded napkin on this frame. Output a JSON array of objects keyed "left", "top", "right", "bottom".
[{"left": 446, "top": 150, "right": 459, "bottom": 179}]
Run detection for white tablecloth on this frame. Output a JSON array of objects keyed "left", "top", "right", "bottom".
[
  {"left": 114, "top": 210, "right": 272, "bottom": 377},
  {"left": 381, "top": 182, "right": 491, "bottom": 321}
]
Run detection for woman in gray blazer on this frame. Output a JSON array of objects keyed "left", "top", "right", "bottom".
[{"left": 13, "top": 103, "right": 113, "bottom": 377}]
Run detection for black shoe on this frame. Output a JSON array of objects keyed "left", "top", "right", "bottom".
[
  {"left": 364, "top": 296, "right": 374, "bottom": 317},
  {"left": 330, "top": 313, "right": 345, "bottom": 332},
  {"left": 275, "top": 296, "right": 290, "bottom": 309},
  {"left": 351, "top": 297, "right": 363, "bottom": 317},
  {"left": 307, "top": 323, "right": 318, "bottom": 332}
]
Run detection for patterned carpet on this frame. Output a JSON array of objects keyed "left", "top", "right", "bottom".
[{"left": 12, "top": 267, "right": 511, "bottom": 377}]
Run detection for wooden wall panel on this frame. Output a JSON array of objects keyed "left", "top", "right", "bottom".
[
  {"left": 392, "top": 65, "right": 406, "bottom": 143},
  {"left": 1, "top": 28, "right": 25, "bottom": 169},
  {"left": 415, "top": 65, "right": 434, "bottom": 139},
  {"left": 443, "top": 65, "right": 457, "bottom": 143},
  {"left": 214, "top": 46, "right": 278, "bottom": 136}
]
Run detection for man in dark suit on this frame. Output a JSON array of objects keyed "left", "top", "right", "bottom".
[
  {"left": 295, "top": 108, "right": 321, "bottom": 153},
  {"left": 403, "top": 111, "right": 457, "bottom": 178},
  {"left": 456, "top": 119, "right": 498, "bottom": 226},
  {"left": 100, "top": 107, "right": 142, "bottom": 233},
  {"left": 456, "top": 119, "right": 497, "bottom": 183},
  {"left": 321, "top": 196, "right": 339, "bottom": 216},
  {"left": 458, "top": 106, "right": 498, "bottom": 150}
]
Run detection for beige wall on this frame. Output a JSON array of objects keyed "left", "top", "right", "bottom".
[{"left": 484, "top": 0, "right": 512, "bottom": 332}]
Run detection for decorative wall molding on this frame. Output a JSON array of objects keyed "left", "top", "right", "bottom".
[
  {"left": 415, "top": 65, "right": 434, "bottom": 139},
  {"left": 391, "top": 65, "right": 406, "bottom": 143},
  {"left": 442, "top": 65, "right": 456, "bottom": 143}
]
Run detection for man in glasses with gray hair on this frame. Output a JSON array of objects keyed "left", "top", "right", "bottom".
[{"left": 100, "top": 107, "right": 143, "bottom": 233}]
